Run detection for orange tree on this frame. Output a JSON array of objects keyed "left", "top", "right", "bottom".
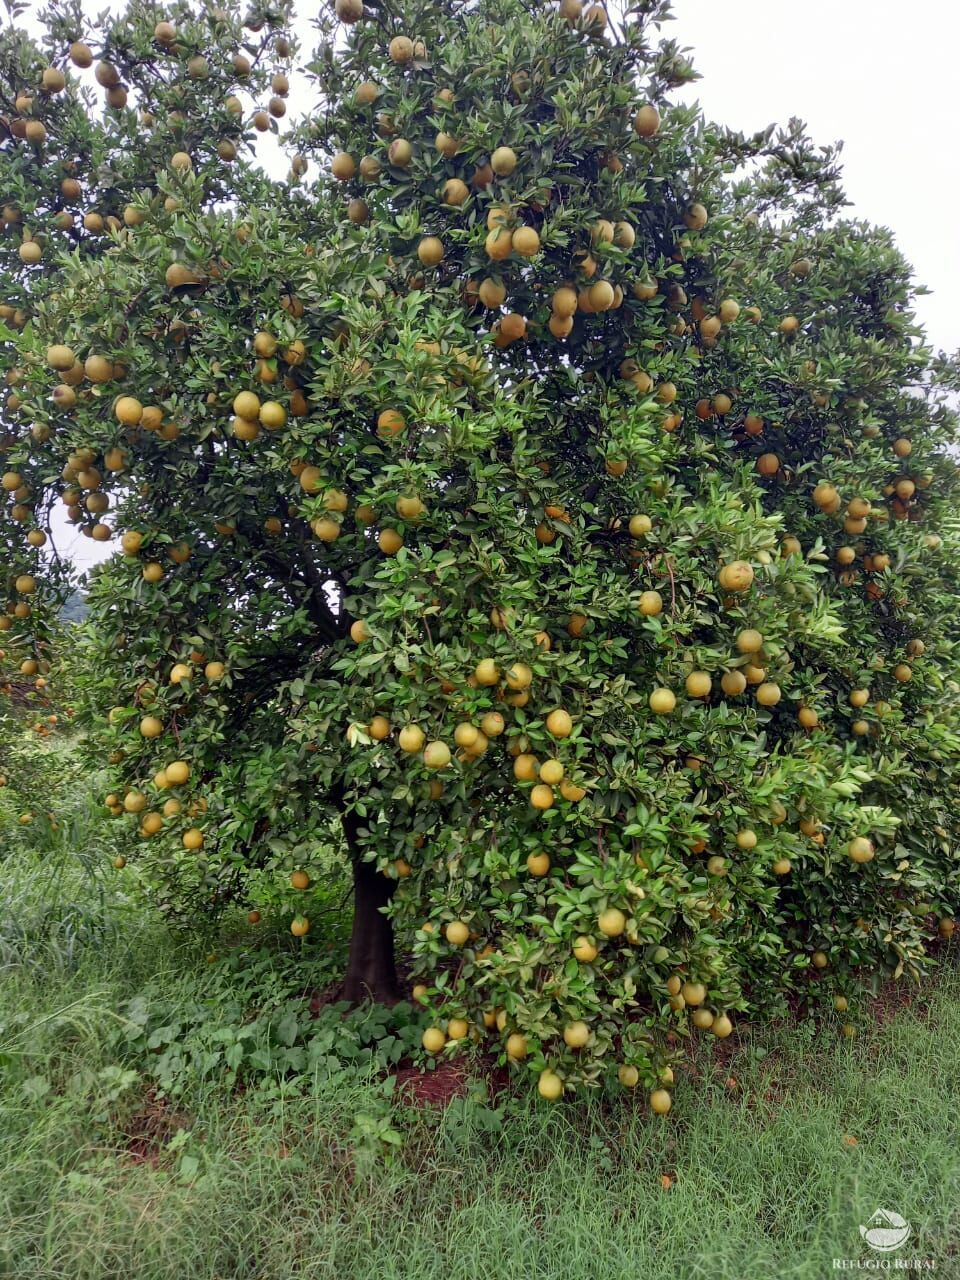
[
  {"left": 0, "top": 602, "right": 77, "bottom": 841},
  {"left": 2, "top": 0, "right": 960, "bottom": 1102}
]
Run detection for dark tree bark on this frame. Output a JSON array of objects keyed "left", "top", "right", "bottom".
[{"left": 340, "top": 805, "right": 402, "bottom": 1004}]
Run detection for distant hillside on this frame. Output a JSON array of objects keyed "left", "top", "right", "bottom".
[{"left": 60, "top": 589, "right": 88, "bottom": 623}]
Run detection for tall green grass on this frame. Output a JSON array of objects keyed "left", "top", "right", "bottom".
[{"left": 2, "top": 829, "right": 959, "bottom": 1279}]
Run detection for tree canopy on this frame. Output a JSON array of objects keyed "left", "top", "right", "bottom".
[{"left": 2, "top": 0, "right": 959, "bottom": 1101}]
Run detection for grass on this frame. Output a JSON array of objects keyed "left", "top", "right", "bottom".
[{"left": 2, "top": 834, "right": 960, "bottom": 1279}]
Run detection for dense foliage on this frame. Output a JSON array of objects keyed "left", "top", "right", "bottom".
[
  {"left": 2, "top": 0, "right": 959, "bottom": 1103},
  {"left": 0, "top": 605, "right": 78, "bottom": 843}
]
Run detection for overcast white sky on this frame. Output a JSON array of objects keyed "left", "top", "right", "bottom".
[
  {"left": 671, "top": 0, "right": 960, "bottom": 358},
  {"left": 27, "top": 0, "right": 959, "bottom": 571}
]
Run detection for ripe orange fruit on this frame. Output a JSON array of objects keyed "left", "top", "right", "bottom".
[
  {"left": 685, "top": 671, "right": 711, "bottom": 699},
  {"left": 423, "top": 741, "right": 452, "bottom": 770},
  {"left": 683, "top": 202, "right": 708, "bottom": 231},
  {"left": 598, "top": 908, "right": 626, "bottom": 938},
  {"left": 539, "top": 759, "right": 564, "bottom": 785},
  {"left": 573, "top": 936, "right": 598, "bottom": 962},
  {"left": 530, "top": 784, "right": 554, "bottom": 810},
  {"left": 166, "top": 760, "right": 190, "bottom": 785},
  {"left": 756, "top": 453, "right": 780, "bottom": 476},
  {"left": 848, "top": 837, "right": 875, "bottom": 864},
  {"left": 718, "top": 561, "right": 754, "bottom": 592},
  {"left": 389, "top": 35, "right": 414, "bottom": 62},
  {"left": 649, "top": 687, "right": 676, "bottom": 715},
  {"left": 500, "top": 313, "right": 527, "bottom": 342},
  {"left": 454, "top": 723, "right": 480, "bottom": 750},
  {"left": 756, "top": 682, "right": 781, "bottom": 707},
  {"left": 417, "top": 236, "right": 444, "bottom": 266},
  {"left": 376, "top": 408, "right": 405, "bottom": 437},
  {"left": 378, "top": 529, "right": 403, "bottom": 554},
  {"left": 545, "top": 709, "right": 573, "bottom": 738},
  {"left": 442, "top": 177, "right": 469, "bottom": 206},
  {"left": 422, "top": 1026, "right": 446, "bottom": 1053},
  {"left": 634, "top": 104, "right": 660, "bottom": 137},
  {"left": 538, "top": 1069, "right": 563, "bottom": 1100},
  {"left": 443, "top": 920, "right": 469, "bottom": 947},
  {"left": 649, "top": 1088, "right": 672, "bottom": 1115},
  {"left": 485, "top": 227, "right": 513, "bottom": 260},
  {"left": 399, "top": 724, "right": 426, "bottom": 753},
  {"left": 711, "top": 1014, "right": 733, "bottom": 1038},
  {"left": 481, "top": 712, "right": 505, "bottom": 738},
  {"left": 475, "top": 658, "right": 500, "bottom": 686},
  {"left": 563, "top": 1021, "right": 590, "bottom": 1049},
  {"left": 490, "top": 146, "right": 517, "bottom": 175},
  {"left": 505, "top": 1032, "right": 528, "bottom": 1060},
  {"left": 812, "top": 482, "right": 839, "bottom": 510},
  {"left": 434, "top": 129, "right": 459, "bottom": 159},
  {"left": 512, "top": 226, "right": 540, "bottom": 257},
  {"left": 589, "top": 279, "right": 615, "bottom": 311}
]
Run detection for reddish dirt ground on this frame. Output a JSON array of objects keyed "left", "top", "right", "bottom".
[
  {"left": 393, "top": 1057, "right": 511, "bottom": 1108},
  {"left": 123, "top": 1088, "right": 190, "bottom": 1165}
]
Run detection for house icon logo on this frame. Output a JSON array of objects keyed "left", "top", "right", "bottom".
[{"left": 859, "top": 1208, "right": 911, "bottom": 1253}]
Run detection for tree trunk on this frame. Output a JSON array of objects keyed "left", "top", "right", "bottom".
[
  {"left": 338, "top": 798, "right": 401, "bottom": 1004},
  {"left": 342, "top": 856, "right": 402, "bottom": 1004}
]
